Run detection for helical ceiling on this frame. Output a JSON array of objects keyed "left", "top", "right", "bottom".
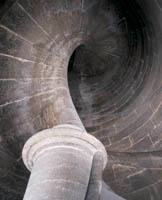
[{"left": 0, "top": 0, "right": 162, "bottom": 199}]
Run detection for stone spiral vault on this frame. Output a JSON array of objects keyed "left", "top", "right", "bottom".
[{"left": 0, "top": 0, "right": 162, "bottom": 199}]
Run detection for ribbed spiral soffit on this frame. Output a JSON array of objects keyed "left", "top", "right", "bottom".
[{"left": 0, "top": 0, "right": 162, "bottom": 199}]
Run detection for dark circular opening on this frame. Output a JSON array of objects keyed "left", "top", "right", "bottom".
[
  {"left": 68, "top": 44, "right": 110, "bottom": 77},
  {"left": 68, "top": 0, "right": 155, "bottom": 147},
  {"left": 68, "top": 49, "right": 76, "bottom": 73},
  {"left": 0, "top": 0, "right": 6, "bottom": 7}
]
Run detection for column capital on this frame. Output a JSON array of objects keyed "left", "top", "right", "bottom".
[{"left": 22, "top": 124, "right": 108, "bottom": 171}]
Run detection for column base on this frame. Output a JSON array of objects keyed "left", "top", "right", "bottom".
[{"left": 22, "top": 124, "right": 108, "bottom": 171}]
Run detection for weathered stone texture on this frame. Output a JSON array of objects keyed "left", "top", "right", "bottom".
[{"left": 0, "top": 0, "right": 162, "bottom": 199}]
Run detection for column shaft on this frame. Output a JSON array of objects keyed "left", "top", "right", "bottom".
[
  {"left": 22, "top": 126, "right": 108, "bottom": 200},
  {"left": 23, "top": 147, "right": 93, "bottom": 200}
]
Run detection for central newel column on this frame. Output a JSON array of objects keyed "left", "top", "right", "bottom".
[
  {"left": 22, "top": 125, "right": 107, "bottom": 200},
  {"left": 22, "top": 36, "right": 108, "bottom": 200}
]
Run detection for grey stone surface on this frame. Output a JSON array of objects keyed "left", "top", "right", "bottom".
[
  {"left": 101, "top": 182, "right": 126, "bottom": 200},
  {"left": 0, "top": 0, "right": 162, "bottom": 199}
]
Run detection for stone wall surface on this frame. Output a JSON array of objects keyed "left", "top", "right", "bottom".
[{"left": 0, "top": 0, "right": 162, "bottom": 199}]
